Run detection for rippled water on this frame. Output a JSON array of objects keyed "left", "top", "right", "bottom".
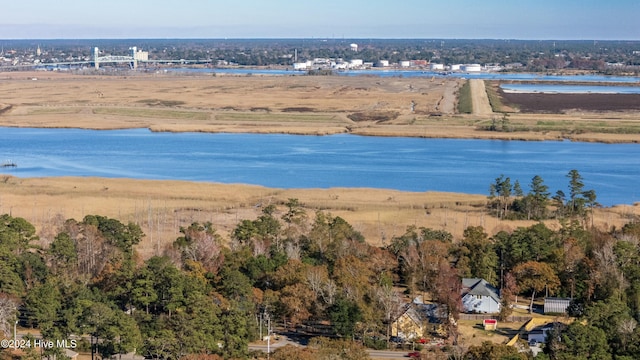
[{"left": 1, "top": 127, "right": 639, "bottom": 206}]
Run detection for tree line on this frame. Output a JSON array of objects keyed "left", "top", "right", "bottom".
[
  {"left": 489, "top": 169, "right": 598, "bottom": 221},
  {"left": 0, "top": 186, "right": 639, "bottom": 359}
]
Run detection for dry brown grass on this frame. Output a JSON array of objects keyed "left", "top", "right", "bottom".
[
  {"left": 1, "top": 72, "right": 639, "bottom": 142},
  {"left": 0, "top": 175, "right": 638, "bottom": 260},
  {"left": 0, "top": 71, "right": 639, "bottom": 259}
]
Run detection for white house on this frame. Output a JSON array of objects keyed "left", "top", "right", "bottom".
[
  {"left": 528, "top": 322, "right": 566, "bottom": 345},
  {"left": 461, "top": 278, "right": 501, "bottom": 313}
]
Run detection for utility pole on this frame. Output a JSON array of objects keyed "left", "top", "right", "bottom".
[
  {"left": 266, "top": 312, "right": 271, "bottom": 359},
  {"left": 259, "top": 312, "right": 262, "bottom": 340}
]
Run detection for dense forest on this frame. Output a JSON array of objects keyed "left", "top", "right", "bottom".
[{"left": 1, "top": 171, "right": 640, "bottom": 360}]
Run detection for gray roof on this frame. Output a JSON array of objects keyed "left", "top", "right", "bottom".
[
  {"left": 396, "top": 303, "right": 444, "bottom": 325},
  {"left": 462, "top": 278, "right": 501, "bottom": 304}
]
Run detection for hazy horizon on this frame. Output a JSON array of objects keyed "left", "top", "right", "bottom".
[{"left": 1, "top": 0, "right": 638, "bottom": 41}]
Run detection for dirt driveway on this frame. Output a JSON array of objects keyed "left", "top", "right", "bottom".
[{"left": 470, "top": 79, "right": 493, "bottom": 115}]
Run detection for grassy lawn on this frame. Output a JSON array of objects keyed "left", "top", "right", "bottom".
[{"left": 457, "top": 319, "right": 525, "bottom": 347}]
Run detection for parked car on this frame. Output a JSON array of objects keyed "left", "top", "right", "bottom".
[
  {"left": 407, "top": 351, "right": 421, "bottom": 358},
  {"left": 390, "top": 336, "right": 404, "bottom": 343},
  {"left": 529, "top": 339, "right": 538, "bottom": 346}
]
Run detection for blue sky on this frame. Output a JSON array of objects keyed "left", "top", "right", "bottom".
[{"left": 1, "top": 0, "right": 638, "bottom": 40}]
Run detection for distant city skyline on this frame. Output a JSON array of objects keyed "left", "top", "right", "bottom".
[{"left": 1, "top": 0, "right": 638, "bottom": 40}]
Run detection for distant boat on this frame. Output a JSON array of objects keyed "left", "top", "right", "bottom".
[{"left": 1, "top": 160, "right": 16, "bottom": 167}]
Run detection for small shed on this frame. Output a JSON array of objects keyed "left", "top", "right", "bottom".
[
  {"left": 544, "top": 297, "right": 571, "bottom": 314},
  {"left": 483, "top": 319, "right": 498, "bottom": 331}
]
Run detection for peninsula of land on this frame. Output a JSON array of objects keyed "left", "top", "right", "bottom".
[
  {"left": 1, "top": 71, "right": 639, "bottom": 254},
  {"left": 1, "top": 71, "right": 639, "bottom": 143}
]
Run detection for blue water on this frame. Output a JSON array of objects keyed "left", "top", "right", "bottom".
[
  {"left": 173, "top": 68, "right": 640, "bottom": 83},
  {"left": 501, "top": 84, "right": 640, "bottom": 94},
  {"left": 1, "top": 127, "right": 639, "bottom": 206}
]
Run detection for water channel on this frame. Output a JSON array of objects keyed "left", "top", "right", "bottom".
[{"left": 1, "top": 127, "right": 638, "bottom": 206}]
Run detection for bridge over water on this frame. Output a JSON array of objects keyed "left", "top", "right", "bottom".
[{"left": 0, "top": 46, "right": 211, "bottom": 70}]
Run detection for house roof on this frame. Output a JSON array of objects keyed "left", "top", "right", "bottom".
[
  {"left": 544, "top": 297, "right": 571, "bottom": 304},
  {"left": 462, "top": 278, "right": 500, "bottom": 304},
  {"left": 395, "top": 303, "right": 444, "bottom": 325}
]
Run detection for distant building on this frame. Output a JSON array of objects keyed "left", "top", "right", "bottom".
[
  {"left": 430, "top": 63, "right": 445, "bottom": 70},
  {"left": 135, "top": 49, "right": 149, "bottom": 61},
  {"left": 293, "top": 62, "right": 311, "bottom": 70},
  {"left": 350, "top": 59, "right": 363, "bottom": 68},
  {"left": 462, "top": 64, "right": 482, "bottom": 72},
  {"left": 411, "top": 60, "right": 428, "bottom": 67},
  {"left": 400, "top": 60, "right": 411, "bottom": 67},
  {"left": 377, "top": 60, "right": 389, "bottom": 67}
]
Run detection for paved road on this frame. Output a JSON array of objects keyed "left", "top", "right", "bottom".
[
  {"left": 367, "top": 349, "right": 414, "bottom": 359},
  {"left": 469, "top": 79, "right": 493, "bottom": 115},
  {"left": 249, "top": 334, "right": 413, "bottom": 359}
]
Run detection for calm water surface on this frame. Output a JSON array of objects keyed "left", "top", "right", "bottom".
[
  {"left": 500, "top": 84, "right": 640, "bottom": 94},
  {"left": 0, "top": 127, "right": 639, "bottom": 206},
  {"left": 173, "top": 68, "right": 640, "bottom": 83}
]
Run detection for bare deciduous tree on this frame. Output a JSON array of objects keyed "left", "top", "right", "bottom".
[{"left": 0, "top": 295, "right": 18, "bottom": 338}]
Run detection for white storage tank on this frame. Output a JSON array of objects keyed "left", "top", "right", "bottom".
[{"left": 463, "top": 64, "right": 482, "bottom": 72}]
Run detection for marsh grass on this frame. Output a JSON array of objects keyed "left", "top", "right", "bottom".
[
  {"left": 0, "top": 175, "right": 636, "bottom": 259},
  {"left": 485, "top": 81, "right": 508, "bottom": 112},
  {"left": 136, "top": 99, "right": 187, "bottom": 107},
  {"left": 215, "top": 112, "right": 344, "bottom": 123},
  {"left": 27, "top": 107, "right": 83, "bottom": 115},
  {"left": 93, "top": 107, "right": 210, "bottom": 120},
  {"left": 457, "top": 80, "right": 472, "bottom": 114}
]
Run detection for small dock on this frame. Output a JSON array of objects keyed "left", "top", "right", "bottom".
[{"left": 1, "top": 160, "right": 17, "bottom": 167}]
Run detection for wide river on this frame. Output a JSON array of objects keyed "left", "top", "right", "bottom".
[{"left": 0, "top": 127, "right": 638, "bottom": 206}]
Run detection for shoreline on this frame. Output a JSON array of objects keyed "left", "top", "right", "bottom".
[
  {"left": 0, "top": 122, "right": 638, "bottom": 144},
  {"left": 0, "top": 71, "right": 639, "bottom": 143}
]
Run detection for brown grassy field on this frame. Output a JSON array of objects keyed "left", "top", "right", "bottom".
[
  {"left": 0, "top": 71, "right": 459, "bottom": 135},
  {"left": 1, "top": 71, "right": 639, "bottom": 142},
  {"left": 0, "top": 175, "right": 638, "bottom": 259},
  {"left": 1, "top": 71, "right": 640, "bottom": 257}
]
